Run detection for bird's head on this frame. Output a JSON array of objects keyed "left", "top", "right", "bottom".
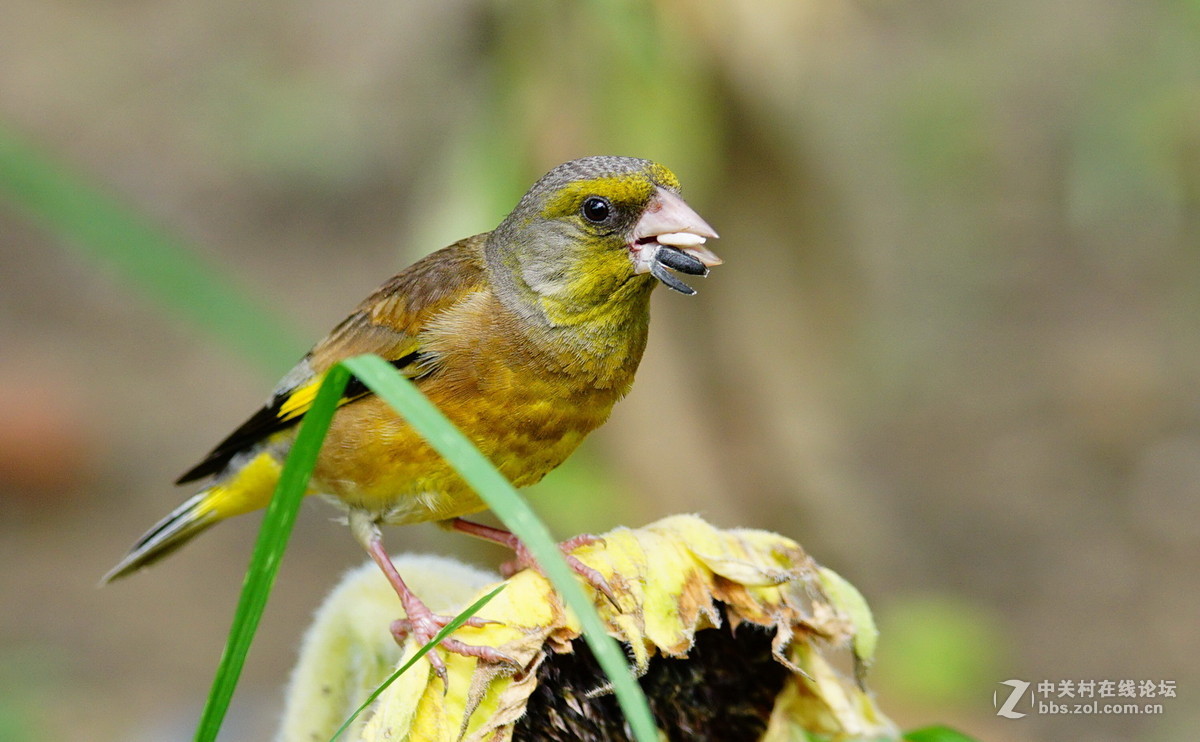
[{"left": 487, "top": 156, "right": 721, "bottom": 326}]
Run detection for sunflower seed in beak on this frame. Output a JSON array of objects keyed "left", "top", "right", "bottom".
[
  {"left": 655, "top": 245, "right": 708, "bottom": 276},
  {"left": 656, "top": 232, "right": 710, "bottom": 248},
  {"left": 650, "top": 260, "right": 698, "bottom": 295}
]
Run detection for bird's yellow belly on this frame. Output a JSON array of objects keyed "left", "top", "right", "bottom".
[{"left": 311, "top": 374, "right": 619, "bottom": 523}]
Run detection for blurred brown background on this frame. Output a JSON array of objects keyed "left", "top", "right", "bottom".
[{"left": 1, "top": 1, "right": 1197, "bottom": 740}]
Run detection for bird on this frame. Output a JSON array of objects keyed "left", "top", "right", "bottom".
[{"left": 105, "top": 155, "right": 720, "bottom": 676}]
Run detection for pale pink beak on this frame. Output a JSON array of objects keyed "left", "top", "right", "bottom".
[{"left": 629, "top": 188, "right": 722, "bottom": 294}]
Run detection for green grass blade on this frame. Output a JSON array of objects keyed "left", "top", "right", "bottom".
[
  {"left": 328, "top": 583, "right": 507, "bottom": 742},
  {"left": 193, "top": 365, "right": 352, "bottom": 742},
  {"left": 0, "top": 125, "right": 303, "bottom": 374},
  {"left": 340, "top": 354, "right": 658, "bottom": 742}
]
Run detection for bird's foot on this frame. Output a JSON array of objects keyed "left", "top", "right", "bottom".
[
  {"left": 448, "top": 519, "right": 618, "bottom": 609},
  {"left": 502, "top": 534, "right": 619, "bottom": 609},
  {"left": 497, "top": 531, "right": 604, "bottom": 578},
  {"left": 389, "top": 600, "right": 517, "bottom": 684}
]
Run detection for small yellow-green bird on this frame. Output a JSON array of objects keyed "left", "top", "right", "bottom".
[{"left": 106, "top": 156, "right": 719, "bottom": 672}]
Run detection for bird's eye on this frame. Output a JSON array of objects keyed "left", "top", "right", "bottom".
[{"left": 581, "top": 196, "right": 611, "bottom": 223}]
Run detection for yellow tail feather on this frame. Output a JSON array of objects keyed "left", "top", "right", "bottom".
[{"left": 104, "top": 452, "right": 283, "bottom": 582}]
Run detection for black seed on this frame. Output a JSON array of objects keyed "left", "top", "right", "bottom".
[
  {"left": 651, "top": 260, "right": 698, "bottom": 295},
  {"left": 655, "top": 246, "right": 708, "bottom": 276}
]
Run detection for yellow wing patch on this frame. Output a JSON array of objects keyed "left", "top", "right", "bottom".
[
  {"left": 278, "top": 374, "right": 326, "bottom": 421},
  {"left": 277, "top": 350, "right": 426, "bottom": 424}
]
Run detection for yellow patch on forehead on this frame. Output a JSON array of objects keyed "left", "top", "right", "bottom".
[
  {"left": 541, "top": 163, "right": 680, "bottom": 218},
  {"left": 647, "top": 162, "right": 680, "bottom": 189}
]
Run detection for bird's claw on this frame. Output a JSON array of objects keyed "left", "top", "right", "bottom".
[
  {"left": 390, "top": 612, "right": 517, "bottom": 685},
  {"left": 501, "top": 535, "right": 620, "bottom": 610},
  {"left": 558, "top": 533, "right": 607, "bottom": 552}
]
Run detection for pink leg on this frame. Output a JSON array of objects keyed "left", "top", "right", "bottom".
[
  {"left": 361, "top": 530, "right": 515, "bottom": 683},
  {"left": 447, "top": 518, "right": 618, "bottom": 608}
]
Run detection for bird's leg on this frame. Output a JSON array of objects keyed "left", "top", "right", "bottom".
[
  {"left": 446, "top": 518, "right": 618, "bottom": 608},
  {"left": 349, "top": 511, "right": 514, "bottom": 683}
]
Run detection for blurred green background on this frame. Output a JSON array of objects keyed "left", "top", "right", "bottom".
[{"left": 1, "top": 1, "right": 1197, "bottom": 740}]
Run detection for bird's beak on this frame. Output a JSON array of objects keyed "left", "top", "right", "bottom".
[{"left": 630, "top": 188, "right": 721, "bottom": 295}]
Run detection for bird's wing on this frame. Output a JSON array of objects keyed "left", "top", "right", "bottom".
[{"left": 175, "top": 235, "right": 489, "bottom": 484}]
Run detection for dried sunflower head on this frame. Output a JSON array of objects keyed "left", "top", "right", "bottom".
[{"left": 278, "top": 515, "right": 895, "bottom": 742}]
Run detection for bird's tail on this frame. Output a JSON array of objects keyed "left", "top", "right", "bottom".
[
  {"left": 103, "top": 491, "right": 219, "bottom": 582},
  {"left": 104, "top": 451, "right": 285, "bottom": 583}
]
